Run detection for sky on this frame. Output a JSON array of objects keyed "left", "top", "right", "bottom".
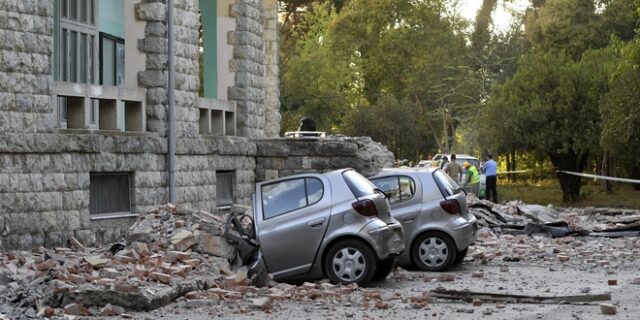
[{"left": 457, "top": 0, "right": 531, "bottom": 33}]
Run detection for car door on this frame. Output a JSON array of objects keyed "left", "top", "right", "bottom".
[
  {"left": 254, "top": 176, "right": 331, "bottom": 279},
  {"left": 370, "top": 175, "right": 421, "bottom": 236}
]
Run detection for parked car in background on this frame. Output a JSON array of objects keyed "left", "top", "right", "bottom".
[
  {"left": 370, "top": 168, "right": 477, "bottom": 271},
  {"left": 252, "top": 169, "right": 405, "bottom": 285}
]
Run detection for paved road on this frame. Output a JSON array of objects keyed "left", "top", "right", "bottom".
[{"left": 120, "top": 236, "right": 639, "bottom": 320}]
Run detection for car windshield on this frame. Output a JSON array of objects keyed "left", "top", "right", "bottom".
[
  {"left": 342, "top": 169, "right": 376, "bottom": 198},
  {"left": 433, "top": 169, "right": 464, "bottom": 197}
]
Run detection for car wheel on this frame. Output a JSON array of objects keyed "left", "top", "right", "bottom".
[
  {"left": 454, "top": 247, "right": 468, "bottom": 265},
  {"left": 371, "top": 258, "right": 395, "bottom": 281},
  {"left": 324, "top": 239, "right": 377, "bottom": 285},
  {"left": 411, "top": 231, "right": 457, "bottom": 272}
]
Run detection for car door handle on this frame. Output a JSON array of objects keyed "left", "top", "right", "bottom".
[
  {"left": 401, "top": 214, "right": 417, "bottom": 222},
  {"left": 308, "top": 218, "right": 326, "bottom": 228}
]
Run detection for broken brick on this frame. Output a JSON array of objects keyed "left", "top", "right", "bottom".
[
  {"left": 600, "top": 303, "right": 617, "bottom": 315},
  {"left": 35, "top": 259, "right": 57, "bottom": 271},
  {"left": 150, "top": 272, "right": 172, "bottom": 284},
  {"left": 438, "top": 274, "right": 455, "bottom": 282},
  {"left": 64, "top": 303, "right": 91, "bottom": 316},
  {"left": 171, "top": 230, "right": 197, "bottom": 252}
]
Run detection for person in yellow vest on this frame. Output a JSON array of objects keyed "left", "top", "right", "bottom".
[{"left": 463, "top": 161, "right": 480, "bottom": 196}]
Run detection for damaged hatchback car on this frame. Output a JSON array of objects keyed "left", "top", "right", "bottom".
[
  {"left": 370, "top": 167, "right": 477, "bottom": 271},
  {"left": 251, "top": 169, "right": 405, "bottom": 285}
]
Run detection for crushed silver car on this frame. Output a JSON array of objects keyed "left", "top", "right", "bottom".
[
  {"left": 252, "top": 169, "right": 405, "bottom": 285},
  {"left": 370, "top": 167, "right": 477, "bottom": 271}
]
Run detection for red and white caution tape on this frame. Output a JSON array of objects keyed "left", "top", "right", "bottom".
[{"left": 557, "top": 170, "right": 640, "bottom": 184}]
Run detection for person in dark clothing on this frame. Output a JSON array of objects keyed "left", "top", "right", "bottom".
[
  {"left": 482, "top": 153, "right": 498, "bottom": 203},
  {"left": 298, "top": 117, "right": 316, "bottom": 132}
]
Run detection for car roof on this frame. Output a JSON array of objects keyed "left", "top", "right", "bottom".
[{"left": 378, "top": 167, "right": 437, "bottom": 174}]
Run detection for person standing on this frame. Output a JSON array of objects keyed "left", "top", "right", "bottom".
[
  {"left": 440, "top": 156, "right": 449, "bottom": 170},
  {"left": 463, "top": 161, "right": 481, "bottom": 195},
  {"left": 444, "top": 154, "right": 463, "bottom": 183},
  {"left": 482, "top": 153, "right": 498, "bottom": 203}
]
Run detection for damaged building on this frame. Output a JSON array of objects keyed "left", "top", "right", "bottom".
[{"left": 0, "top": 0, "right": 394, "bottom": 249}]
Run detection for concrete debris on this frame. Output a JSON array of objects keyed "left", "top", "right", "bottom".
[
  {"left": 599, "top": 303, "right": 617, "bottom": 315},
  {"left": 431, "top": 288, "right": 612, "bottom": 304},
  {"left": 0, "top": 204, "right": 273, "bottom": 319}
]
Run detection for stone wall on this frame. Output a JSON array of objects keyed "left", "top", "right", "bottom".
[
  {"left": 228, "top": 0, "right": 266, "bottom": 139},
  {"left": 255, "top": 136, "right": 395, "bottom": 181},
  {"left": 0, "top": 0, "right": 55, "bottom": 133}
]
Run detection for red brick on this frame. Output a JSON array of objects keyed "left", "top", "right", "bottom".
[
  {"left": 608, "top": 279, "right": 617, "bottom": 286},
  {"left": 36, "top": 259, "right": 58, "bottom": 271},
  {"left": 182, "top": 259, "right": 201, "bottom": 268},
  {"left": 150, "top": 272, "right": 172, "bottom": 284},
  {"left": 438, "top": 274, "right": 455, "bottom": 282},
  {"left": 600, "top": 303, "right": 617, "bottom": 315},
  {"left": 68, "top": 273, "right": 86, "bottom": 284},
  {"left": 471, "top": 271, "right": 484, "bottom": 278},
  {"left": 64, "top": 303, "right": 91, "bottom": 316}
]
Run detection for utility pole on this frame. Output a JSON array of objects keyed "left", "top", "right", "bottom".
[{"left": 167, "top": 0, "right": 176, "bottom": 203}]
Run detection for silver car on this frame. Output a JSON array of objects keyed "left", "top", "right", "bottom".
[
  {"left": 252, "top": 169, "right": 405, "bottom": 285},
  {"left": 370, "top": 168, "right": 477, "bottom": 271}
]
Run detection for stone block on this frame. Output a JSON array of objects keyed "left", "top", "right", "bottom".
[{"left": 135, "top": 2, "right": 167, "bottom": 21}]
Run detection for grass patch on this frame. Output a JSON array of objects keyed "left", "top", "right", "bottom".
[{"left": 497, "top": 179, "right": 640, "bottom": 208}]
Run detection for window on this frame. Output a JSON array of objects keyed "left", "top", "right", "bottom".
[
  {"left": 216, "top": 171, "right": 235, "bottom": 207},
  {"left": 371, "top": 176, "right": 416, "bottom": 205},
  {"left": 89, "top": 172, "right": 131, "bottom": 215},
  {"left": 100, "top": 33, "right": 125, "bottom": 87},
  {"left": 433, "top": 170, "right": 465, "bottom": 197},
  {"left": 57, "top": 0, "right": 98, "bottom": 84},
  {"left": 262, "top": 178, "right": 324, "bottom": 219},
  {"left": 342, "top": 169, "right": 377, "bottom": 198}
]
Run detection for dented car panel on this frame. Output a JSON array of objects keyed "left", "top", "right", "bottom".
[{"left": 253, "top": 168, "right": 405, "bottom": 285}]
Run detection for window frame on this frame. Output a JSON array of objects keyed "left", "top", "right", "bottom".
[
  {"left": 89, "top": 172, "right": 133, "bottom": 216},
  {"left": 261, "top": 177, "right": 324, "bottom": 220},
  {"left": 57, "top": 0, "right": 99, "bottom": 85},
  {"left": 371, "top": 175, "right": 416, "bottom": 205},
  {"left": 216, "top": 170, "right": 236, "bottom": 207}
]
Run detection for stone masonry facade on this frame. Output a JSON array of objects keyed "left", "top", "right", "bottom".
[{"left": 0, "top": 0, "right": 392, "bottom": 250}]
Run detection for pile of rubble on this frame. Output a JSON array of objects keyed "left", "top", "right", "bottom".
[
  {"left": 0, "top": 204, "right": 268, "bottom": 319},
  {"left": 467, "top": 195, "right": 640, "bottom": 238},
  {"left": 465, "top": 195, "right": 640, "bottom": 267}
]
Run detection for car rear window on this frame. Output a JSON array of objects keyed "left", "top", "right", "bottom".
[
  {"left": 433, "top": 169, "right": 464, "bottom": 197},
  {"left": 342, "top": 169, "right": 376, "bottom": 198},
  {"left": 370, "top": 175, "right": 416, "bottom": 205}
]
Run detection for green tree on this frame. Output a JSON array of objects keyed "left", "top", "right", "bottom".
[
  {"left": 328, "top": 0, "right": 476, "bottom": 155},
  {"left": 484, "top": 50, "right": 610, "bottom": 201},
  {"left": 280, "top": 3, "right": 358, "bottom": 133},
  {"left": 600, "top": 38, "right": 640, "bottom": 186}
]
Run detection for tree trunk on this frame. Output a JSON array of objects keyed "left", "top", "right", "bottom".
[
  {"left": 549, "top": 149, "right": 589, "bottom": 202},
  {"left": 601, "top": 152, "right": 613, "bottom": 192}
]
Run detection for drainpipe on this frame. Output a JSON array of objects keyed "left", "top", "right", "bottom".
[{"left": 167, "top": 0, "right": 176, "bottom": 203}]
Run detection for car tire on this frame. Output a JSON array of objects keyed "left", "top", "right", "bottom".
[
  {"left": 411, "top": 231, "right": 457, "bottom": 272},
  {"left": 324, "top": 239, "right": 377, "bottom": 285},
  {"left": 454, "top": 247, "right": 468, "bottom": 265},
  {"left": 371, "top": 258, "right": 395, "bottom": 281}
]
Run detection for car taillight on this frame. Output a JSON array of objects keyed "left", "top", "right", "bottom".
[
  {"left": 352, "top": 199, "right": 378, "bottom": 217},
  {"left": 440, "top": 199, "right": 461, "bottom": 215}
]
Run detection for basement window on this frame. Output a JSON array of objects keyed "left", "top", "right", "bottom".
[
  {"left": 89, "top": 172, "right": 132, "bottom": 216},
  {"left": 216, "top": 170, "right": 235, "bottom": 207}
]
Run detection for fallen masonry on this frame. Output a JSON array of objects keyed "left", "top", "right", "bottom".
[{"left": 0, "top": 204, "right": 271, "bottom": 318}]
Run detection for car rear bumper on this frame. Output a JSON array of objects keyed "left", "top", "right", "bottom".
[
  {"left": 362, "top": 220, "right": 405, "bottom": 260},
  {"left": 448, "top": 215, "right": 478, "bottom": 251}
]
